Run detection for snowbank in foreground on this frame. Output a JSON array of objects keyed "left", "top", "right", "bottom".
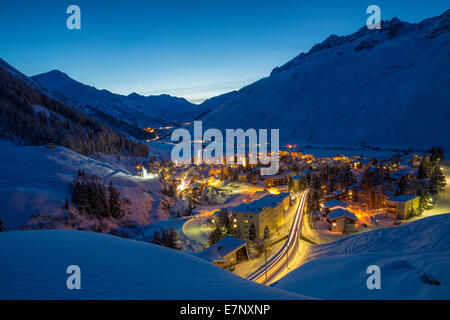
[
  {"left": 273, "top": 214, "right": 450, "bottom": 299},
  {"left": 0, "top": 230, "right": 308, "bottom": 299}
]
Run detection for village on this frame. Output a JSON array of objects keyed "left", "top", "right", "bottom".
[{"left": 134, "top": 143, "right": 447, "bottom": 281}]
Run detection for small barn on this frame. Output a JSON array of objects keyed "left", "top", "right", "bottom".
[
  {"left": 196, "top": 236, "right": 249, "bottom": 269},
  {"left": 328, "top": 208, "right": 358, "bottom": 233}
]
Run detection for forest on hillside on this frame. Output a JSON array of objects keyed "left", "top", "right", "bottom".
[{"left": 0, "top": 67, "right": 148, "bottom": 157}]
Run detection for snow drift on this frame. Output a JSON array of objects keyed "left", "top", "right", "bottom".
[
  {"left": 273, "top": 213, "right": 450, "bottom": 299},
  {"left": 0, "top": 229, "right": 308, "bottom": 299},
  {"left": 0, "top": 141, "right": 167, "bottom": 231}
]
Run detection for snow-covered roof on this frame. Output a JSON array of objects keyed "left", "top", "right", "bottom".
[
  {"left": 328, "top": 208, "right": 358, "bottom": 221},
  {"left": 323, "top": 200, "right": 348, "bottom": 209},
  {"left": 324, "top": 190, "right": 344, "bottom": 197},
  {"left": 196, "top": 236, "right": 246, "bottom": 262},
  {"left": 393, "top": 169, "right": 413, "bottom": 176},
  {"left": 311, "top": 211, "right": 322, "bottom": 217},
  {"left": 232, "top": 192, "right": 290, "bottom": 214},
  {"left": 387, "top": 194, "right": 419, "bottom": 203}
]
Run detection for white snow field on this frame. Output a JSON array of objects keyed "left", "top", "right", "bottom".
[
  {"left": 0, "top": 230, "right": 309, "bottom": 299},
  {"left": 0, "top": 141, "right": 166, "bottom": 231},
  {"left": 273, "top": 213, "right": 450, "bottom": 299}
]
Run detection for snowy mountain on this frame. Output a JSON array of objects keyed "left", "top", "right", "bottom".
[
  {"left": 0, "top": 59, "right": 149, "bottom": 156},
  {"left": 273, "top": 213, "right": 450, "bottom": 299},
  {"left": 32, "top": 70, "right": 208, "bottom": 130},
  {"left": 200, "top": 10, "right": 450, "bottom": 149},
  {"left": 0, "top": 229, "right": 308, "bottom": 299}
]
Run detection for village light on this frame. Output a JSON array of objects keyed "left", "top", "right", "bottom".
[
  {"left": 233, "top": 219, "right": 237, "bottom": 223},
  {"left": 332, "top": 222, "right": 337, "bottom": 227},
  {"left": 233, "top": 224, "right": 237, "bottom": 228}
]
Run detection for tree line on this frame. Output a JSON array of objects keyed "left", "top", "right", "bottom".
[
  {"left": 71, "top": 171, "right": 125, "bottom": 219},
  {"left": 151, "top": 228, "right": 180, "bottom": 250}
]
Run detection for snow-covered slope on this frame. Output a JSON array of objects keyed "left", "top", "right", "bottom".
[
  {"left": 32, "top": 70, "right": 207, "bottom": 128},
  {"left": 0, "top": 141, "right": 168, "bottom": 231},
  {"left": 273, "top": 214, "right": 450, "bottom": 299},
  {"left": 0, "top": 229, "right": 308, "bottom": 299},
  {"left": 200, "top": 10, "right": 450, "bottom": 149}
]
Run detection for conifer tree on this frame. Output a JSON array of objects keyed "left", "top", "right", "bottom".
[
  {"left": 208, "top": 227, "right": 223, "bottom": 246},
  {"left": 429, "top": 166, "right": 446, "bottom": 194},
  {"left": 108, "top": 181, "right": 123, "bottom": 219},
  {"left": 263, "top": 225, "right": 271, "bottom": 241},
  {"left": 151, "top": 230, "right": 162, "bottom": 245},
  {"left": 248, "top": 223, "right": 257, "bottom": 242},
  {"left": 0, "top": 219, "right": 7, "bottom": 232}
]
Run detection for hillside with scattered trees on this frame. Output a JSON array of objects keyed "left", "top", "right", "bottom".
[{"left": 0, "top": 65, "right": 148, "bottom": 157}]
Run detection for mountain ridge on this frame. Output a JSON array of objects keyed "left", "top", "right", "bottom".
[
  {"left": 32, "top": 69, "right": 208, "bottom": 130},
  {"left": 199, "top": 10, "right": 450, "bottom": 149}
]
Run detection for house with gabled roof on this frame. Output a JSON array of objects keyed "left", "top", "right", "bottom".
[
  {"left": 328, "top": 208, "right": 358, "bottom": 233},
  {"left": 196, "top": 236, "right": 249, "bottom": 269},
  {"left": 323, "top": 199, "right": 349, "bottom": 211}
]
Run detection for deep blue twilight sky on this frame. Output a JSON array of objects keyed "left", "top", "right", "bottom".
[{"left": 0, "top": 1, "right": 448, "bottom": 103}]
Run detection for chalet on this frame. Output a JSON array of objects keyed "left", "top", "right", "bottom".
[
  {"left": 391, "top": 170, "right": 414, "bottom": 182},
  {"left": 412, "top": 154, "right": 430, "bottom": 168},
  {"left": 278, "top": 149, "right": 290, "bottom": 157},
  {"left": 322, "top": 199, "right": 348, "bottom": 211},
  {"left": 328, "top": 208, "right": 358, "bottom": 233},
  {"left": 324, "top": 190, "right": 345, "bottom": 201},
  {"left": 332, "top": 155, "right": 348, "bottom": 162},
  {"left": 232, "top": 192, "right": 290, "bottom": 240},
  {"left": 238, "top": 173, "right": 248, "bottom": 182},
  {"left": 352, "top": 158, "right": 371, "bottom": 170},
  {"left": 196, "top": 236, "right": 249, "bottom": 269},
  {"left": 263, "top": 174, "right": 286, "bottom": 187},
  {"left": 386, "top": 195, "right": 420, "bottom": 220},
  {"left": 290, "top": 151, "right": 303, "bottom": 159}
]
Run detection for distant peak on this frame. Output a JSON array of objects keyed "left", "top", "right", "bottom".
[
  {"left": 31, "top": 69, "right": 80, "bottom": 90},
  {"left": 128, "top": 92, "right": 141, "bottom": 98},
  {"left": 39, "top": 69, "right": 70, "bottom": 79}
]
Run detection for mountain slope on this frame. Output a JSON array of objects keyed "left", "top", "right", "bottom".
[
  {"left": 0, "top": 141, "right": 167, "bottom": 231},
  {"left": 200, "top": 10, "right": 450, "bottom": 149},
  {"left": 273, "top": 213, "right": 450, "bottom": 299},
  {"left": 0, "top": 58, "right": 148, "bottom": 157},
  {"left": 0, "top": 229, "right": 309, "bottom": 299},
  {"left": 32, "top": 70, "right": 208, "bottom": 130}
]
